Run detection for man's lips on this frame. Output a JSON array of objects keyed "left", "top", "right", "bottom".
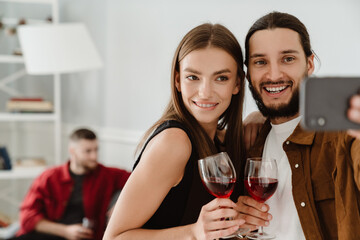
[
  {"left": 263, "top": 85, "right": 289, "bottom": 94},
  {"left": 260, "top": 81, "right": 293, "bottom": 95}
]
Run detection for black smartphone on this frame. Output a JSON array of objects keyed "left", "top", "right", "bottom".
[{"left": 300, "top": 77, "right": 360, "bottom": 131}]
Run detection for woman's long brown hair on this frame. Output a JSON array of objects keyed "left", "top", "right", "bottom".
[{"left": 137, "top": 23, "right": 245, "bottom": 169}]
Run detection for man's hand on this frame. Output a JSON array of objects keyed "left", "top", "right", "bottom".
[
  {"left": 348, "top": 95, "right": 360, "bottom": 139},
  {"left": 235, "top": 196, "right": 272, "bottom": 231},
  {"left": 243, "top": 111, "right": 266, "bottom": 151},
  {"left": 35, "top": 219, "right": 94, "bottom": 240},
  {"left": 64, "top": 224, "right": 94, "bottom": 240}
]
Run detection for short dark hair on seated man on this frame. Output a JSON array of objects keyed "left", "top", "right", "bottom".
[{"left": 70, "top": 128, "right": 97, "bottom": 142}]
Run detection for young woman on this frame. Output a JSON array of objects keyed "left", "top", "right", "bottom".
[{"left": 103, "top": 23, "right": 246, "bottom": 240}]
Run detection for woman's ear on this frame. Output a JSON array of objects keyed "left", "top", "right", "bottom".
[
  {"left": 175, "top": 71, "right": 181, "bottom": 92},
  {"left": 232, "top": 76, "right": 241, "bottom": 95}
]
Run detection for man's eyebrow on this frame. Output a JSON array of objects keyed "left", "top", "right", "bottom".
[
  {"left": 250, "top": 50, "right": 300, "bottom": 59},
  {"left": 249, "top": 53, "right": 265, "bottom": 59},
  {"left": 282, "top": 49, "right": 300, "bottom": 54}
]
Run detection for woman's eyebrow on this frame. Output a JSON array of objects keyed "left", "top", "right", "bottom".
[
  {"left": 183, "top": 68, "right": 201, "bottom": 74},
  {"left": 213, "top": 69, "right": 232, "bottom": 75}
]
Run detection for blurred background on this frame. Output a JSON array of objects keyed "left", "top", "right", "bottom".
[{"left": 0, "top": 0, "right": 359, "bottom": 222}]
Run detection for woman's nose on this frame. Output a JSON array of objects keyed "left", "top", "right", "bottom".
[{"left": 198, "top": 80, "right": 212, "bottom": 98}]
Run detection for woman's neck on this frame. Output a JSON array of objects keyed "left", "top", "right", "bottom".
[{"left": 200, "top": 122, "right": 218, "bottom": 141}]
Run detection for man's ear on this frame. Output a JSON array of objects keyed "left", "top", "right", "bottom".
[
  {"left": 307, "top": 54, "right": 315, "bottom": 76},
  {"left": 175, "top": 71, "right": 181, "bottom": 92},
  {"left": 69, "top": 145, "right": 75, "bottom": 158}
]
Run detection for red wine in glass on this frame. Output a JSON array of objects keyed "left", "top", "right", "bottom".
[
  {"left": 198, "top": 152, "right": 249, "bottom": 238},
  {"left": 244, "top": 157, "right": 278, "bottom": 240},
  {"left": 244, "top": 177, "right": 278, "bottom": 202},
  {"left": 202, "top": 176, "right": 236, "bottom": 198}
]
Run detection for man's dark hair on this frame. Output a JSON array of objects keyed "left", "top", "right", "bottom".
[
  {"left": 70, "top": 128, "right": 97, "bottom": 142},
  {"left": 244, "top": 11, "right": 313, "bottom": 66}
]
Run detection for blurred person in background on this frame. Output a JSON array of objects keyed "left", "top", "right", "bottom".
[{"left": 10, "top": 128, "right": 130, "bottom": 240}]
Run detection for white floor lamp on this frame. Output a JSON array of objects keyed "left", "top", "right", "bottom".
[{"left": 18, "top": 23, "right": 103, "bottom": 164}]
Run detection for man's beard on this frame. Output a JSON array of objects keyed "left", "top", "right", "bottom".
[{"left": 248, "top": 77, "right": 301, "bottom": 119}]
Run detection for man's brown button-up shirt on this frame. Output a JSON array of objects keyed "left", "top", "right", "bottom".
[{"left": 248, "top": 120, "right": 360, "bottom": 240}]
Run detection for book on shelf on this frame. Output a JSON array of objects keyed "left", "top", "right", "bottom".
[
  {"left": 9, "top": 97, "right": 43, "bottom": 102},
  {"left": 0, "top": 146, "right": 12, "bottom": 170},
  {"left": 0, "top": 212, "right": 11, "bottom": 228},
  {"left": 6, "top": 97, "right": 53, "bottom": 113},
  {"left": 15, "top": 157, "right": 46, "bottom": 167}
]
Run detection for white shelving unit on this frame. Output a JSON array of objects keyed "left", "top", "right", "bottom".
[
  {"left": 0, "top": 55, "right": 24, "bottom": 63},
  {"left": 0, "top": 0, "right": 54, "bottom": 3},
  {"left": 0, "top": 166, "right": 46, "bottom": 179},
  {"left": 0, "top": 0, "right": 61, "bottom": 225},
  {"left": 0, "top": 0, "right": 60, "bottom": 176},
  {"left": 0, "top": 113, "right": 57, "bottom": 121}
]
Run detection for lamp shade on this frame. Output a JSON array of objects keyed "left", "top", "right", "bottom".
[{"left": 18, "top": 23, "right": 103, "bottom": 75}]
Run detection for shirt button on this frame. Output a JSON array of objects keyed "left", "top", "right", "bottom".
[
  {"left": 295, "top": 164, "right": 299, "bottom": 169},
  {"left": 285, "top": 141, "right": 290, "bottom": 145},
  {"left": 300, "top": 202, "right": 306, "bottom": 207}
]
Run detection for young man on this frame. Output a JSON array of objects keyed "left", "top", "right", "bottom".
[
  {"left": 11, "top": 128, "right": 131, "bottom": 240},
  {"left": 236, "top": 12, "right": 360, "bottom": 240}
]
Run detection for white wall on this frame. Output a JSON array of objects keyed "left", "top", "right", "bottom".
[
  {"left": 103, "top": 0, "right": 360, "bottom": 132},
  {"left": 60, "top": 0, "right": 107, "bottom": 127},
  {"left": 78, "top": 0, "right": 359, "bottom": 168},
  {"left": 11, "top": 0, "right": 358, "bottom": 170},
  {"left": 1, "top": 0, "right": 360, "bottom": 219}
]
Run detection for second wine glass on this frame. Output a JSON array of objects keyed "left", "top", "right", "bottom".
[{"left": 244, "top": 157, "right": 278, "bottom": 240}]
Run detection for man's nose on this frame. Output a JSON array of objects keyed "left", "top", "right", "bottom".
[
  {"left": 266, "top": 62, "right": 283, "bottom": 81},
  {"left": 91, "top": 151, "right": 98, "bottom": 160}
]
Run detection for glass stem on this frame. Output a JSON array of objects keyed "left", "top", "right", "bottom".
[{"left": 258, "top": 226, "right": 263, "bottom": 235}]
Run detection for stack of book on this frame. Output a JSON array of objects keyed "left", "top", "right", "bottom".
[
  {"left": 0, "top": 212, "right": 10, "bottom": 228},
  {"left": 6, "top": 97, "right": 53, "bottom": 113},
  {"left": 0, "top": 146, "right": 11, "bottom": 170},
  {"left": 15, "top": 157, "right": 46, "bottom": 167}
]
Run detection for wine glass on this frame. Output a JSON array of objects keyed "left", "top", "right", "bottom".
[
  {"left": 198, "top": 152, "right": 249, "bottom": 238},
  {"left": 244, "top": 157, "right": 278, "bottom": 239},
  {"left": 82, "top": 217, "right": 94, "bottom": 229}
]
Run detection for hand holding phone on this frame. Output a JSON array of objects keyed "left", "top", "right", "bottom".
[
  {"left": 348, "top": 95, "right": 360, "bottom": 123},
  {"left": 300, "top": 77, "right": 360, "bottom": 131},
  {"left": 347, "top": 95, "right": 360, "bottom": 138}
]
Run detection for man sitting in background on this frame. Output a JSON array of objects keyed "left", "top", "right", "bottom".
[{"left": 9, "top": 128, "right": 131, "bottom": 240}]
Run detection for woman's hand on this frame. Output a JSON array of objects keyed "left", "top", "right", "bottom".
[
  {"left": 348, "top": 95, "right": 360, "bottom": 139},
  {"left": 234, "top": 196, "right": 272, "bottom": 231},
  {"left": 243, "top": 111, "right": 266, "bottom": 151},
  {"left": 192, "top": 198, "right": 245, "bottom": 240}
]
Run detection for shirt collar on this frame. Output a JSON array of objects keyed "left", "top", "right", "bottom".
[
  {"left": 59, "top": 160, "right": 73, "bottom": 182},
  {"left": 248, "top": 118, "right": 316, "bottom": 158},
  {"left": 288, "top": 124, "right": 316, "bottom": 145}
]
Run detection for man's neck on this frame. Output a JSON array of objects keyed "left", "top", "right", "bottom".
[
  {"left": 69, "top": 161, "right": 87, "bottom": 175},
  {"left": 270, "top": 112, "right": 300, "bottom": 125}
]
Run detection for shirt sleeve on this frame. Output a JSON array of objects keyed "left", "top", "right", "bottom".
[
  {"left": 351, "top": 138, "right": 360, "bottom": 190},
  {"left": 19, "top": 175, "right": 47, "bottom": 233}
]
